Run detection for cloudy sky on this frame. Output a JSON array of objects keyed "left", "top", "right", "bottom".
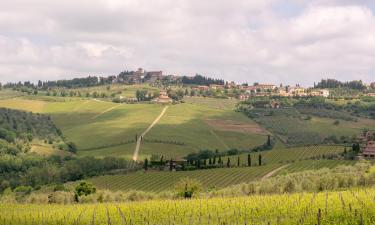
[{"left": 0, "top": 0, "right": 375, "bottom": 86}]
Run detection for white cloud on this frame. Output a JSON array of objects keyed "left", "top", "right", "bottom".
[{"left": 0, "top": 0, "right": 374, "bottom": 85}]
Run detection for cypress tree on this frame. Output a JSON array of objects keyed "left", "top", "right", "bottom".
[
  {"left": 209, "top": 158, "right": 212, "bottom": 165},
  {"left": 218, "top": 156, "right": 222, "bottom": 164},
  {"left": 258, "top": 154, "right": 262, "bottom": 166},
  {"left": 248, "top": 154, "right": 251, "bottom": 167},
  {"left": 237, "top": 156, "right": 240, "bottom": 167},
  {"left": 144, "top": 158, "right": 149, "bottom": 171},
  {"left": 213, "top": 156, "right": 216, "bottom": 165},
  {"left": 267, "top": 135, "right": 271, "bottom": 146},
  {"left": 169, "top": 159, "right": 173, "bottom": 171},
  {"left": 227, "top": 157, "right": 230, "bottom": 168}
]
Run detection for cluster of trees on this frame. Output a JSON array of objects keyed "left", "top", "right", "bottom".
[
  {"left": 0, "top": 108, "right": 61, "bottom": 140},
  {"left": 182, "top": 74, "right": 224, "bottom": 86},
  {"left": 214, "top": 162, "right": 372, "bottom": 196},
  {"left": 0, "top": 154, "right": 136, "bottom": 193},
  {"left": 135, "top": 90, "right": 158, "bottom": 101},
  {"left": 315, "top": 79, "right": 367, "bottom": 90}
]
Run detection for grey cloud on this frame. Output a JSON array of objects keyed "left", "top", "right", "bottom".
[{"left": 0, "top": 0, "right": 374, "bottom": 86}]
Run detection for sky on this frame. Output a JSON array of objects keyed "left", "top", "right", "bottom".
[{"left": 0, "top": 0, "right": 375, "bottom": 86}]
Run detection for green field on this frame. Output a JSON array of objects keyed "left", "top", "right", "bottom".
[
  {"left": 0, "top": 92, "right": 266, "bottom": 159},
  {"left": 184, "top": 96, "right": 240, "bottom": 110},
  {"left": 2, "top": 189, "right": 375, "bottom": 225}
]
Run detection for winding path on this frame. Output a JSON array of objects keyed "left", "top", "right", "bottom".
[
  {"left": 261, "top": 164, "right": 289, "bottom": 180},
  {"left": 132, "top": 106, "right": 169, "bottom": 161}
]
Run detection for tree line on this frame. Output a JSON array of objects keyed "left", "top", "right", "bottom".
[
  {"left": 181, "top": 74, "right": 224, "bottom": 86},
  {"left": 315, "top": 79, "right": 367, "bottom": 90}
]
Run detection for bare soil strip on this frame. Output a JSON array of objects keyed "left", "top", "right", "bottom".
[
  {"left": 132, "top": 106, "right": 169, "bottom": 161},
  {"left": 91, "top": 105, "right": 120, "bottom": 119},
  {"left": 261, "top": 164, "right": 290, "bottom": 180}
]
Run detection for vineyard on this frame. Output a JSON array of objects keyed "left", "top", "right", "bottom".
[
  {"left": 229, "top": 145, "right": 348, "bottom": 166},
  {"left": 247, "top": 108, "right": 375, "bottom": 146},
  {"left": 87, "top": 164, "right": 282, "bottom": 192},
  {"left": 1, "top": 189, "right": 375, "bottom": 224},
  {"left": 277, "top": 160, "right": 357, "bottom": 174}
]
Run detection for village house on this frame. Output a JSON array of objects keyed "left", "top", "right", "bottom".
[
  {"left": 256, "top": 84, "right": 277, "bottom": 91},
  {"left": 152, "top": 90, "right": 172, "bottom": 103},
  {"left": 289, "top": 86, "right": 307, "bottom": 97},
  {"left": 245, "top": 86, "right": 258, "bottom": 95},
  {"left": 363, "top": 141, "right": 375, "bottom": 158},
  {"left": 210, "top": 84, "right": 225, "bottom": 90},
  {"left": 238, "top": 94, "right": 250, "bottom": 100},
  {"left": 309, "top": 89, "right": 330, "bottom": 98},
  {"left": 193, "top": 85, "right": 210, "bottom": 91}
]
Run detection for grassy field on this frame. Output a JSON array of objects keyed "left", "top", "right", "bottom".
[
  {"left": 87, "top": 164, "right": 282, "bottom": 192},
  {"left": 143, "top": 103, "right": 267, "bottom": 158},
  {"left": 0, "top": 89, "right": 25, "bottom": 100},
  {"left": 42, "top": 83, "right": 160, "bottom": 99},
  {"left": 184, "top": 96, "right": 240, "bottom": 110},
  {"left": 1, "top": 189, "right": 375, "bottom": 224},
  {"left": 0, "top": 92, "right": 266, "bottom": 159}
]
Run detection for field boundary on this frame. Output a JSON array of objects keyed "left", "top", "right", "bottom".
[
  {"left": 132, "top": 106, "right": 169, "bottom": 161},
  {"left": 261, "top": 164, "right": 289, "bottom": 180},
  {"left": 91, "top": 105, "right": 121, "bottom": 119}
]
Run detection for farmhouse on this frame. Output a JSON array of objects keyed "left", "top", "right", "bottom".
[
  {"left": 210, "top": 84, "right": 225, "bottom": 90},
  {"left": 309, "top": 89, "right": 330, "bottom": 98},
  {"left": 256, "top": 84, "right": 277, "bottom": 91},
  {"left": 153, "top": 90, "right": 172, "bottom": 103},
  {"left": 363, "top": 141, "right": 375, "bottom": 158}
]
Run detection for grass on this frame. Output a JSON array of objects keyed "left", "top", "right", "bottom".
[
  {"left": 87, "top": 164, "right": 282, "bottom": 192},
  {"left": 0, "top": 93, "right": 266, "bottom": 159},
  {"left": 0, "top": 98, "right": 46, "bottom": 113},
  {"left": 2, "top": 189, "right": 375, "bottom": 224},
  {"left": 31, "top": 143, "right": 73, "bottom": 157},
  {"left": 143, "top": 103, "right": 267, "bottom": 158},
  {"left": 0, "top": 89, "right": 25, "bottom": 100},
  {"left": 184, "top": 96, "right": 240, "bottom": 110},
  {"left": 46, "top": 101, "right": 165, "bottom": 151}
]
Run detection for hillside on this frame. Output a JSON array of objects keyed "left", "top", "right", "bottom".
[
  {"left": 0, "top": 93, "right": 268, "bottom": 160},
  {"left": 2, "top": 189, "right": 374, "bottom": 224}
]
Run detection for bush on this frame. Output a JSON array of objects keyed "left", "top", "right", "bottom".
[
  {"left": 74, "top": 182, "right": 96, "bottom": 202},
  {"left": 174, "top": 177, "right": 202, "bottom": 198}
]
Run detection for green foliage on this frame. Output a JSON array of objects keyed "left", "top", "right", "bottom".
[
  {"left": 75, "top": 182, "right": 96, "bottom": 197},
  {"left": 174, "top": 177, "right": 202, "bottom": 198}
]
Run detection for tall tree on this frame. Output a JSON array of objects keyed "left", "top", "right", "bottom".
[
  {"left": 248, "top": 154, "right": 251, "bottom": 167},
  {"left": 144, "top": 158, "right": 149, "bottom": 171},
  {"left": 237, "top": 156, "right": 240, "bottom": 167},
  {"left": 267, "top": 135, "right": 271, "bottom": 146},
  {"left": 226, "top": 157, "right": 230, "bottom": 168},
  {"left": 258, "top": 154, "right": 262, "bottom": 166}
]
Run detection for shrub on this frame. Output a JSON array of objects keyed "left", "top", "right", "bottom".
[
  {"left": 174, "top": 177, "right": 202, "bottom": 198},
  {"left": 74, "top": 182, "right": 96, "bottom": 202}
]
